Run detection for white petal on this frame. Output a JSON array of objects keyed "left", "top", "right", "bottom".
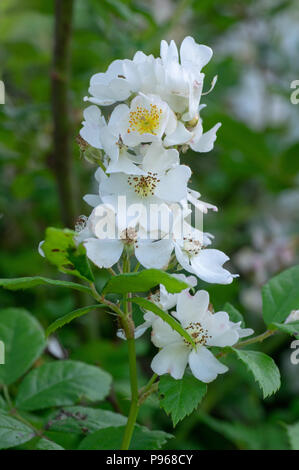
[
  {"left": 83, "top": 104, "right": 103, "bottom": 123},
  {"left": 151, "top": 342, "right": 189, "bottom": 380},
  {"left": 151, "top": 318, "right": 182, "bottom": 348},
  {"left": 188, "top": 346, "right": 228, "bottom": 383},
  {"left": 83, "top": 194, "right": 101, "bottom": 208},
  {"left": 135, "top": 238, "right": 173, "bottom": 269},
  {"left": 174, "top": 244, "right": 195, "bottom": 275},
  {"left": 117, "top": 321, "right": 150, "bottom": 340},
  {"left": 180, "top": 36, "right": 213, "bottom": 71},
  {"left": 174, "top": 290, "right": 210, "bottom": 327},
  {"left": 160, "top": 39, "right": 179, "bottom": 64},
  {"left": 191, "top": 249, "right": 237, "bottom": 284},
  {"left": 156, "top": 165, "right": 191, "bottom": 202},
  {"left": 100, "top": 172, "right": 130, "bottom": 195},
  {"left": 98, "top": 127, "right": 118, "bottom": 161},
  {"left": 190, "top": 123, "right": 221, "bottom": 153},
  {"left": 95, "top": 167, "right": 108, "bottom": 184},
  {"left": 38, "top": 241, "right": 45, "bottom": 257},
  {"left": 164, "top": 121, "right": 192, "bottom": 147},
  {"left": 108, "top": 103, "right": 129, "bottom": 137},
  {"left": 205, "top": 312, "right": 239, "bottom": 347},
  {"left": 236, "top": 327, "right": 254, "bottom": 339},
  {"left": 84, "top": 238, "right": 123, "bottom": 268},
  {"left": 142, "top": 143, "right": 179, "bottom": 174},
  {"left": 106, "top": 150, "right": 144, "bottom": 175}
]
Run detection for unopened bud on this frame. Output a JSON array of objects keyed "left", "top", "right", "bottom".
[{"left": 187, "top": 115, "right": 199, "bottom": 128}]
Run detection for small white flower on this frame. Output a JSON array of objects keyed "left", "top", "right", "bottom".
[
  {"left": 80, "top": 105, "right": 144, "bottom": 175},
  {"left": 159, "top": 36, "right": 213, "bottom": 119},
  {"left": 172, "top": 223, "right": 238, "bottom": 285},
  {"left": 97, "top": 144, "right": 191, "bottom": 233},
  {"left": 150, "top": 290, "right": 253, "bottom": 382},
  {"left": 76, "top": 204, "right": 174, "bottom": 270},
  {"left": 84, "top": 59, "right": 132, "bottom": 106},
  {"left": 109, "top": 93, "right": 177, "bottom": 147}
]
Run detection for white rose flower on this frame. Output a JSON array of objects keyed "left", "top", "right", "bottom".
[
  {"left": 173, "top": 223, "right": 238, "bottom": 285},
  {"left": 80, "top": 105, "right": 144, "bottom": 175},
  {"left": 76, "top": 204, "right": 174, "bottom": 270},
  {"left": 150, "top": 290, "right": 253, "bottom": 382},
  {"left": 109, "top": 93, "right": 177, "bottom": 147},
  {"left": 84, "top": 59, "right": 132, "bottom": 106}
]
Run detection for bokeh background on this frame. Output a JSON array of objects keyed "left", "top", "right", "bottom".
[{"left": 0, "top": 0, "right": 299, "bottom": 449}]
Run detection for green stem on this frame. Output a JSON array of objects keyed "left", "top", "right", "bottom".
[
  {"left": 121, "top": 335, "right": 139, "bottom": 450},
  {"left": 235, "top": 329, "right": 275, "bottom": 348},
  {"left": 90, "top": 283, "right": 124, "bottom": 317},
  {"left": 3, "top": 385, "right": 44, "bottom": 437},
  {"left": 3, "top": 385, "right": 13, "bottom": 409},
  {"left": 120, "top": 283, "right": 140, "bottom": 450}
]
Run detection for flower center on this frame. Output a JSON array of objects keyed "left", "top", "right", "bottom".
[
  {"left": 183, "top": 237, "right": 202, "bottom": 257},
  {"left": 128, "top": 104, "right": 162, "bottom": 135},
  {"left": 185, "top": 322, "right": 211, "bottom": 347},
  {"left": 120, "top": 228, "right": 137, "bottom": 245},
  {"left": 75, "top": 215, "right": 88, "bottom": 233},
  {"left": 128, "top": 172, "right": 160, "bottom": 198},
  {"left": 148, "top": 291, "right": 160, "bottom": 305}
]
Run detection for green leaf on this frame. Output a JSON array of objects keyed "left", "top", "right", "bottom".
[
  {"left": 42, "top": 228, "right": 94, "bottom": 282},
  {"left": 0, "top": 308, "right": 46, "bottom": 386},
  {"left": 46, "top": 305, "right": 103, "bottom": 337},
  {"left": 230, "top": 349, "right": 281, "bottom": 398},
  {"left": 46, "top": 406, "right": 126, "bottom": 434},
  {"left": 78, "top": 425, "right": 173, "bottom": 450},
  {"left": 16, "top": 360, "right": 112, "bottom": 411},
  {"left": 159, "top": 373, "right": 207, "bottom": 426},
  {"left": 271, "top": 321, "right": 299, "bottom": 337},
  {"left": 102, "top": 269, "right": 189, "bottom": 295},
  {"left": 199, "top": 413, "right": 289, "bottom": 450},
  {"left": 0, "top": 277, "right": 92, "bottom": 295},
  {"left": 262, "top": 265, "right": 299, "bottom": 325},
  {"left": 34, "top": 438, "right": 64, "bottom": 450},
  {"left": 131, "top": 297, "right": 195, "bottom": 347},
  {"left": 0, "top": 411, "right": 34, "bottom": 449},
  {"left": 224, "top": 302, "right": 244, "bottom": 327},
  {"left": 286, "top": 422, "right": 299, "bottom": 450}
]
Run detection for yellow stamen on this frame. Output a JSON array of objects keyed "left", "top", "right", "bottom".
[{"left": 128, "top": 104, "right": 162, "bottom": 135}]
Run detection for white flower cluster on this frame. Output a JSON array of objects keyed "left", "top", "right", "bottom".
[
  {"left": 77, "top": 37, "right": 251, "bottom": 383},
  {"left": 78, "top": 36, "right": 237, "bottom": 285}
]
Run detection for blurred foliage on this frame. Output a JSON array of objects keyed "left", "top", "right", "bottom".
[{"left": 0, "top": 0, "right": 298, "bottom": 449}]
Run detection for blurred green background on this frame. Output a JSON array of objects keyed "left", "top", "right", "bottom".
[{"left": 0, "top": 0, "right": 299, "bottom": 449}]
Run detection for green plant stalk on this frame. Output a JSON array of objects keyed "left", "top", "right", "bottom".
[
  {"left": 235, "top": 329, "right": 275, "bottom": 348},
  {"left": 121, "top": 332, "right": 139, "bottom": 450},
  {"left": 120, "top": 250, "right": 140, "bottom": 450}
]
